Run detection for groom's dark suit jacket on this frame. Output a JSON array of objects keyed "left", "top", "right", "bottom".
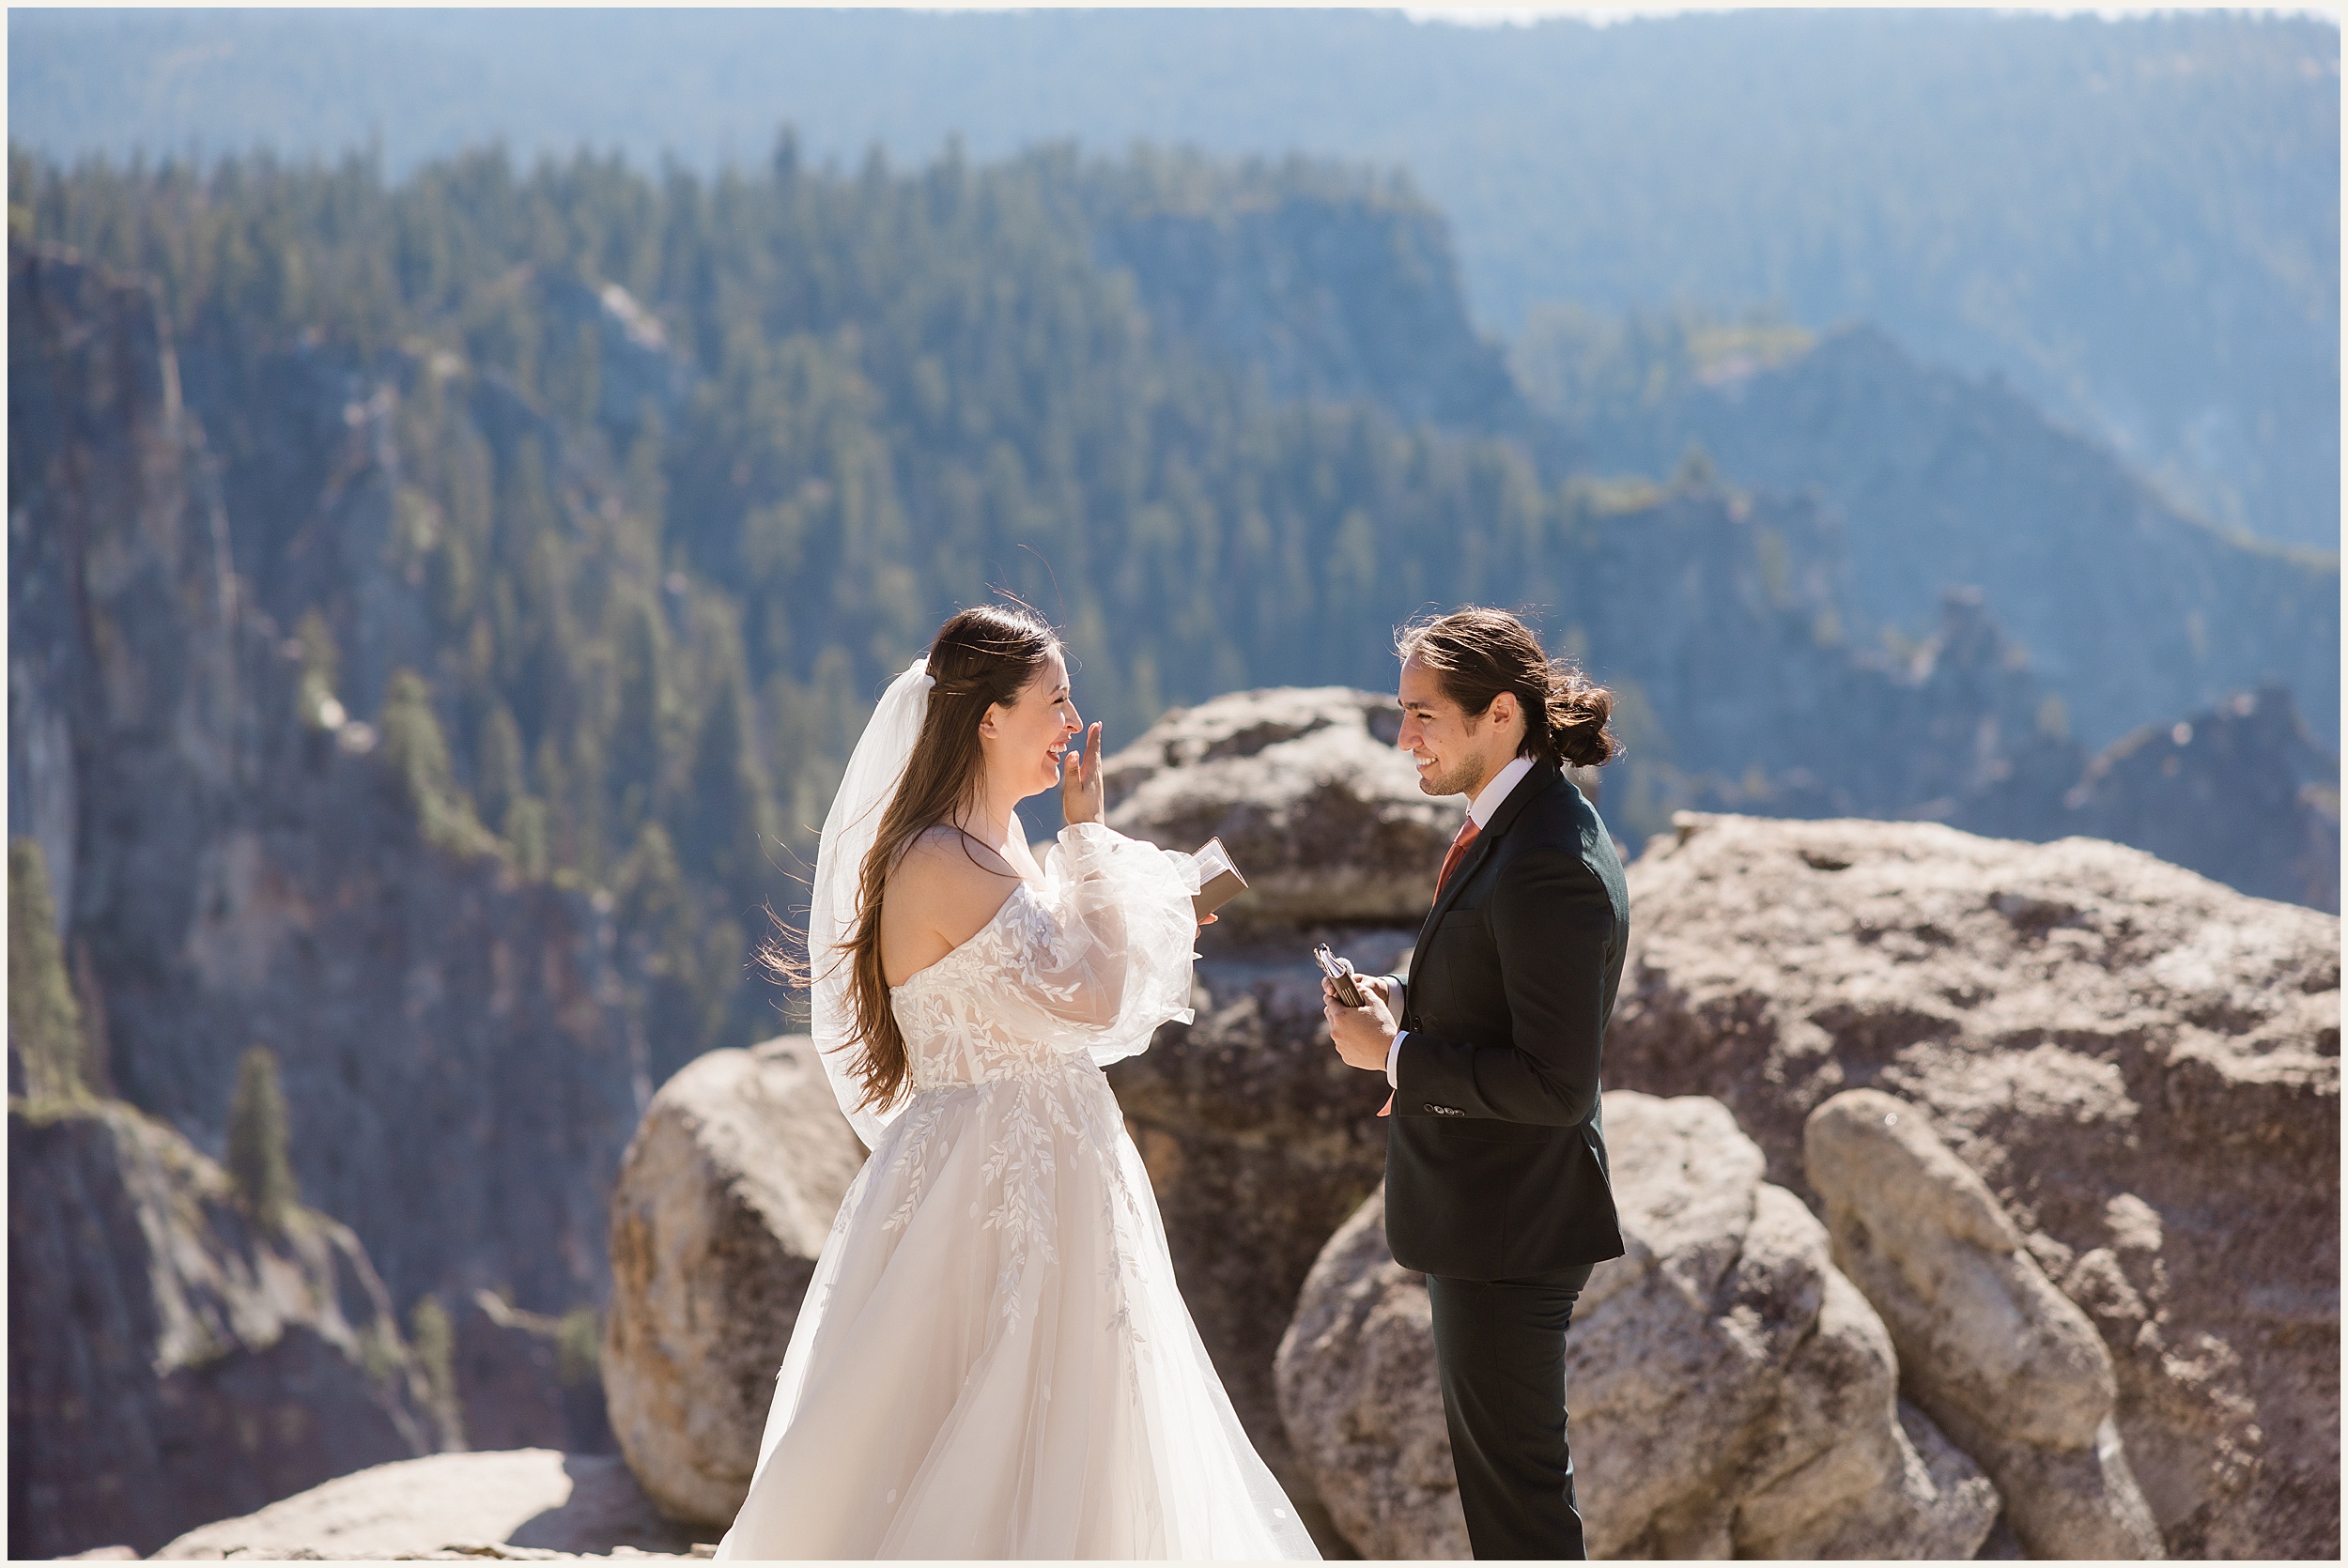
[{"left": 1387, "top": 761, "right": 1630, "bottom": 1281}]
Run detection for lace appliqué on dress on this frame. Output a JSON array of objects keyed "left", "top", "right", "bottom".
[
  {"left": 875, "top": 829, "right": 1198, "bottom": 1337},
  {"left": 718, "top": 821, "right": 1322, "bottom": 1560}
]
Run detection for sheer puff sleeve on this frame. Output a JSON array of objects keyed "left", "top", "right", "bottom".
[{"left": 995, "top": 822, "right": 1202, "bottom": 1068}]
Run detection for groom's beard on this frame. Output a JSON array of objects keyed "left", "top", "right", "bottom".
[{"left": 1418, "top": 757, "right": 1485, "bottom": 798}]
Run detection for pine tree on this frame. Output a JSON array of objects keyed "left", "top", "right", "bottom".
[
  {"left": 681, "top": 664, "right": 775, "bottom": 897},
  {"left": 554, "top": 1304, "right": 601, "bottom": 1390},
  {"left": 475, "top": 701, "right": 528, "bottom": 829},
  {"left": 8, "top": 838, "right": 85, "bottom": 1104},
  {"left": 226, "top": 1045, "right": 298, "bottom": 1236},
  {"left": 502, "top": 795, "right": 551, "bottom": 881},
  {"left": 408, "top": 1293, "right": 467, "bottom": 1451},
  {"left": 614, "top": 821, "right": 712, "bottom": 1082},
  {"left": 381, "top": 669, "right": 496, "bottom": 856}
]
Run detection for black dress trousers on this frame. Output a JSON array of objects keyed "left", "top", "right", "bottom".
[{"left": 1425, "top": 1263, "right": 1597, "bottom": 1560}]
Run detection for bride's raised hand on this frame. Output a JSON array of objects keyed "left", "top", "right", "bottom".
[{"left": 1061, "top": 721, "right": 1105, "bottom": 825}]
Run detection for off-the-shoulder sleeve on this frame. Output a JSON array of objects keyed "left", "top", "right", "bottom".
[{"left": 995, "top": 822, "right": 1201, "bottom": 1068}]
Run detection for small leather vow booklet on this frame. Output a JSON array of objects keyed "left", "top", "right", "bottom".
[{"left": 1193, "top": 838, "right": 1247, "bottom": 917}]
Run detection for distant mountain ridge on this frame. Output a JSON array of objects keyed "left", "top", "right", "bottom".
[{"left": 9, "top": 7, "right": 2336, "bottom": 546}]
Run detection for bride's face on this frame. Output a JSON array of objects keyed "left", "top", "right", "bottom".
[{"left": 981, "top": 646, "right": 1082, "bottom": 799}]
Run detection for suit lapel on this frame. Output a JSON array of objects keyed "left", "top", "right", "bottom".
[{"left": 1411, "top": 761, "right": 1561, "bottom": 972}]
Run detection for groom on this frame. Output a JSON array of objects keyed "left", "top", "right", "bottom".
[{"left": 1324, "top": 607, "right": 1630, "bottom": 1560}]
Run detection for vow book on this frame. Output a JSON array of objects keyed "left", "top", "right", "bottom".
[{"left": 1193, "top": 838, "right": 1247, "bottom": 917}]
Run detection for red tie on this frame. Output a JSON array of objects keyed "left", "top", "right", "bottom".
[
  {"left": 1433, "top": 817, "right": 1482, "bottom": 906},
  {"left": 1379, "top": 817, "right": 1485, "bottom": 1119}
]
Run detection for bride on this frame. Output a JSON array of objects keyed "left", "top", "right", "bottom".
[{"left": 718, "top": 604, "right": 1320, "bottom": 1560}]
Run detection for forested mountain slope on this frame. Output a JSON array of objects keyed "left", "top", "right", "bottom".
[
  {"left": 12, "top": 141, "right": 2337, "bottom": 1148},
  {"left": 1515, "top": 316, "right": 2340, "bottom": 750},
  {"left": 11, "top": 7, "right": 2337, "bottom": 547},
  {"left": 8, "top": 242, "right": 653, "bottom": 1320}
]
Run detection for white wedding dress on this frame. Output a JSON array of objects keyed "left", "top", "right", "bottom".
[{"left": 717, "top": 820, "right": 1321, "bottom": 1560}]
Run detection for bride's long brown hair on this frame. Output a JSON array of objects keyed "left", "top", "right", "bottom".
[{"left": 766, "top": 604, "right": 1060, "bottom": 1114}]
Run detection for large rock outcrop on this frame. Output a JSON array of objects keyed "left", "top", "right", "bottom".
[
  {"left": 1275, "top": 1092, "right": 1999, "bottom": 1559},
  {"left": 1607, "top": 813, "right": 2340, "bottom": 1557},
  {"left": 8, "top": 1099, "right": 434, "bottom": 1558},
  {"left": 1102, "top": 687, "right": 1457, "bottom": 1548},
  {"left": 602, "top": 1038, "right": 866, "bottom": 1526},
  {"left": 153, "top": 1449, "right": 698, "bottom": 1560},
  {"left": 1104, "top": 684, "right": 1464, "bottom": 925},
  {"left": 1807, "top": 1089, "right": 2162, "bottom": 1557}
]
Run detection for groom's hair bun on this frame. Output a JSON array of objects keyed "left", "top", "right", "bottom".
[{"left": 1396, "top": 607, "right": 1620, "bottom": 770}]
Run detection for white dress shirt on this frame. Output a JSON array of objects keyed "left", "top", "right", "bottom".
[{"left": 1385, "top": 754, "right": 1537, "bottom": 1084}]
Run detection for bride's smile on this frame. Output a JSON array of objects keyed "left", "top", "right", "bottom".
[{"left": 976, "top": 644, "right": 1085, "bottom": 798}]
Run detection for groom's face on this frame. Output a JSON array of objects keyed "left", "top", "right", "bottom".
[{"left": 1397, "top": 655, "right": 1510, "bottom": 799}]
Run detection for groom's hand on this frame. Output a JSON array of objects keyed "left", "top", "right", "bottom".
[{"left": 1322, "top": 980, "right": 1398, "bottom": 1071}]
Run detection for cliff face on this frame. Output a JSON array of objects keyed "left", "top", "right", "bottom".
[
  {"left": 8, "top": 241, "right": 650, "bottom": 1317},
  {"left": 7, "top": 239, "right": 245, "bottom": 976},
  {"left": 1090, "top": 179, "right": 1531, "bottom": 438},
  {"left": 1562, "top": 323, "right": 2340, "bottom": 750},
  {"left": 1676, "top": 591, "right": 2340, "bottom": 914},
  {"left": 171, "top": 267, "right": 691, "bottom": 730},
  {"left": 8, "top": 1099, "right": 433, "bottom": 1559},
  {"left": 2061, "top": 684, "right": 2340, "bottom": 913}
]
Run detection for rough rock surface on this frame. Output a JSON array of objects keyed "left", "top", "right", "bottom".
[
  {"left": 8, "top": 240, "right": 652, "bottom": 1320},
  {"left": 1104, "top": 685, "right": 1464, "bottom": 925},
  {"left": 602, "top": 1038, "right": 866, "bottom": 1526},
  {"left": 1807, "top": 1089, "right": 2162, "bottom": 1557},
  {"left": 1276, "top": 1092, "right": 2000, "bottom": 1560},
  {"left": 1607, "top": 813, "right": 2340, "bottom": 1557},
  {"left": 153, "top": 1449, "right": 700, "bottom": 1560},
  {"left": 8, "top": 1099, "right": 434, "bottom": 1559}
]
